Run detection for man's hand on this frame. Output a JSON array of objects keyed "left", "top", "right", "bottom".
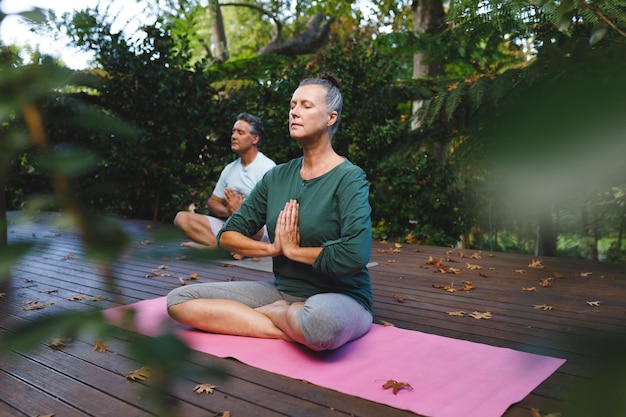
[{"left": 224, "top": 188, "right": 244, "bottom": 215}]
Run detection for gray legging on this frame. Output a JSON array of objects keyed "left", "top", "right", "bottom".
[{"left": 167, "top": 280, "right": 373, "bottom": 350}]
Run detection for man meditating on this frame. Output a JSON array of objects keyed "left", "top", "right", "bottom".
[{"left": 173, "top": 112, "right": 275, "bottom": 250}]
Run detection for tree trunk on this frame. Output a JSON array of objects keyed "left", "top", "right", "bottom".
[
  {"left": 209, "top": 0, "right": 229, "bottom": 62},
  {"left": 1, "top": 187, "right": 6, "bottom": 249},
  {"left": 538, "top": 205, "right": 556, "bottom": 256},
  {"left": 411, "top": 0, "right": 445, "bottom": 130}
]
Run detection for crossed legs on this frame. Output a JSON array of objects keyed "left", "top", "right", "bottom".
[{"left": 166, "top": 281, "right": 373, "bottom": 351}]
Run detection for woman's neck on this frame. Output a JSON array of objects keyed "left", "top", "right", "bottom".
[{"left": 300, "top": 141, "right": 343, "bottom": 180}]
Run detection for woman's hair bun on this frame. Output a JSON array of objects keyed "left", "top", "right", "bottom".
[{"left": 320, "top": 72, "right": 341, "bottom": 89}]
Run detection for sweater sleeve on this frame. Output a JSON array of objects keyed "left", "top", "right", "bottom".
[{"left": 312, "top": 166, "right": 372, "bottom": 278}]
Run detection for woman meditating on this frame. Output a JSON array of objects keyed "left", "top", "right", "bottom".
[{"left": 167, "top": 73, "right": 373, "bottom": 351}]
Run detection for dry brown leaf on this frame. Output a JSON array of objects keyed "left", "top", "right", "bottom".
[
  {"left": 470, "top": 253, "right": 482, "bottom": 259},
  {"left": 44, "top": 289, "right": 58, "bottom": 294},
  {"left": 448, "top": 267, "right": 461, "bottom": 275},
  {"left": 447, "top": 311, "right": 466, "bottom": 317},
  {"left": 553, "top": 272, "right": 566, "bottom": 279},
  {"left": 533, "top": 304, "right": 554, "bottom": 311},
  {"left": 479, "top": 272, "right": 489, "bottom": 278},
  {"left": 90, "top": 295, "right": 106, "bottom": 301},
  {"left": 193, "top": 383, "right": 218, "bottom": 394},
  {"left": 93, "top": 340, "right": 107, "bottom": 353},
  {"left": 382, "top": 379, "right": 413, "bottom": 395},
  {"left": 470, "top": 310, "right": 489, "bottom": 319},
  {"left": 531, "top": 407, "right": 562, "bottom": 417},
  {"left": 69, "top": 295, "right": 86, "bottom": 301},
  {"left": 580, "top": 272, "right": 592, "bottom": 277},
  {"left": 586, "top": 300, "right": 601, "bottom": 307},
  {"left": 65, "top": 252, "right": 74, "bottom": 260},
  {"left": 48, "top": 336, "right": 71, "bottom": 349},
  {"left": 0, "top": 292, "right": 5, "bottom": 298},
  {"left": 515, "top": 269, "right": 526, "bottom": 274},
  {"left": 188, "top": 272, "right": 199, "bottom": 280},
  {"left": 157, "top": 264, "right": 169, "bottom": 270},
  {"left": 522, "top": 287, "right": 537, "bottom": 292},
  {"left": 433, "top": 280, "right": 475, "bottom": 293},
  {"left": 23, "top": 301, "right": 54, "bottom": 311},
  {"left": 538, "top": 277, "right": 554, "bottom": 287},
  {"left": 392, "top": 294, "right": 406, "bottom": 303},
  {"left": 126, "top": 366, "right": 152, "bottom": 381},
  {"left": 528, "top": 259, "right": 545, "bottom": 268},
  {"left": 34, "top": 414, "right": 55, "bottom": 417},
  {"left": 380, "top": 320, "right": 396, "bottom": 327},
  {"left": 465, "top": 262, "right": 481, "bottom": 270},
  {"left": 179, "top": 277, "right": 187, "bottom": 285}
]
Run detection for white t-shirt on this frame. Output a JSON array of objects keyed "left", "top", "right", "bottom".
[{"left": 212, "top": 151, "right": 276, "bottom": 199}]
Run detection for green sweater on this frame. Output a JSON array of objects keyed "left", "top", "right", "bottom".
[{"left": 220, "top": 157, "right": 373, "bottom": 313}]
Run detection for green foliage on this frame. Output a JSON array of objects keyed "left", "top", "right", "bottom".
[{"left": 370, "top": 150, "right": 476, "bottom": 247}]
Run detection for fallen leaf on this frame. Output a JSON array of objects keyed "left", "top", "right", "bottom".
[
  {"left": 515, "top": 269, "right": 526, "bottom": 274},
  {"left": 465, "top": 263, "right": 481, "bottom": 270},
  {"left": 69, "top": 295, "right": 86, "bottom": 301},
  {"left": 90, "top": 295, "right": 106, "bottom": 301},
  {"left": 23, "top": 301, "right": 54, "bottom": 311},
  {"left": 586, "top": 300, "right": 601, "bottom": 307},
  {"left": 433, "top": 280, "right": 475, "bottom": 293},
  {"left": 447, "top": 311, "right": 466, "bottom": 316},
  {"left": 479, "top": 272, "right": 489, "bottom": 278},
  {"left": 93, "top": 340, "right": 107, "bottom": 353},
  {"left": 533, "top": 304, "right": 554, "bottom": 311},
  {"left": 387, "top": 259, "right": 399, "bottom": 263},
  {"left": 470, "top": 253, "right": 482, "bottom": 259},
  {"left": 65, "top": 252, "right": 74, "bottom": 260},
  {"left": 193, "top": 383, "right": 218, "bottom": 394},
  {"left": 179, "top": 277, "right": 187, "bottom": 285},
  {"left": 380, "top": 320, "right": 396, "bottom": 327},
  {"left": 126, "top": 366, "right": 152, "bottom": 381},
  {"left": 448, "top": 267, "right": 461, "bottom": 274},
  {"left": 394, "top": 243, "right": 403, "bottom": 249},
  {"left": 140, "top": 240, "right": 154, "bottom": 246},
  {"left": 580, "top": 272, "right": 592, "bottom": 277},
  {"left": 158, "top": 264, "right": 169, "bottom": 270},
  {"left": 48, "top": 336, "right": 72, "bottom": 349},
  {"left": 531, "top": 407, "right": 562, "bottom": 417},
  {"left": 44, "top": 289, "right": 58, "bottom": 294},
  {"left": 0, "top": 292, "right": 5, "bottom": 298},
  {"left": 382, "top": 379, "right": 413, "bottom": 395},
  {"left": 469, "top": 311, "right": 492, "bottom": 320},
  {"left": 553, "top": 272, "right": 566, "bottom": 279},
  {"left": 528, "top": 259, "right": 545, "bottom": 268},
  {"left": 522, "top": 287, "right": 537, "bottom": 292},
  {"left": 392, "top": 294, "right": 406, "bottom": 303},
  {"left": 538, "top": 277, "right": 554, "bottom": 287}
]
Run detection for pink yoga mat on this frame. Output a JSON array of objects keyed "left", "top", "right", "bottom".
[{"left": 104, "top": 297, "right": 565, "bottom": 417}]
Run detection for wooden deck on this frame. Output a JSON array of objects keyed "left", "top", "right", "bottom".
[{"left": 1, "top": 210, "right": 625, "bottom": 417}]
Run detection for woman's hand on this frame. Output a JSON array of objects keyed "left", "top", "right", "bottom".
[{"left": 277, "top": 199, "right": 300, "bottom": 258}]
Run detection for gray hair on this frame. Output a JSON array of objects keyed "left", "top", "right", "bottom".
[
  {"left": 236, "top": 112, "right": 265, "bottom": 144},
  {"left": 298, "top": 73, "right": 343, "bottom": 137}
]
